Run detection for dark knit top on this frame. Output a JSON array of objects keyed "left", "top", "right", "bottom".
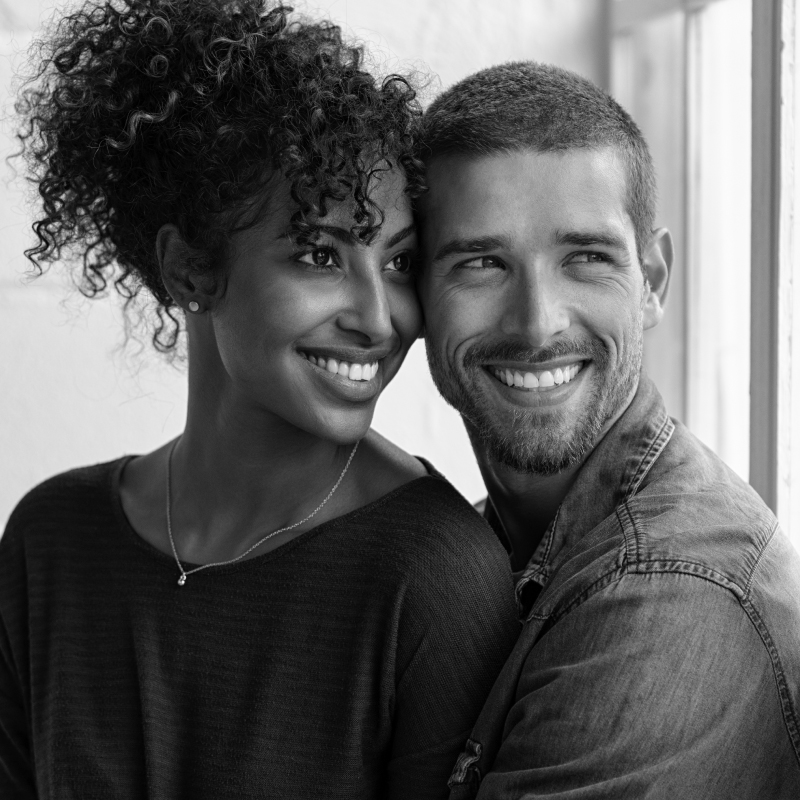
[{"left": 0, "top": 459, "right": 519, "bottom": 800}]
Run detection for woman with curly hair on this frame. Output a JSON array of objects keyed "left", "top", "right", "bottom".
[{"left": 0, "top": 1, "right": 519, "bottom": 797}]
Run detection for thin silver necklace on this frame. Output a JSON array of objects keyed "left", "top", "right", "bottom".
[{"left": 165, "top": 438, "right": 359, "bottom": 586}]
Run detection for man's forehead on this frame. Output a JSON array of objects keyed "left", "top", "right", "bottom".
[
  {"left": 419, "top": 147, "right": 634, "bottom": 242},
  {"left": 424, "top": 146, "right": 627, "bottom": 195}
]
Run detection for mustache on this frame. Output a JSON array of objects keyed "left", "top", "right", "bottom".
[{"left": 462, "top": 336, "right": 608, "bottom": 369}]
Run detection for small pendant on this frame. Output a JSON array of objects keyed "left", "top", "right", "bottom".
[{"left": 178, "top": 574, "right": 186, "bottom": 586}]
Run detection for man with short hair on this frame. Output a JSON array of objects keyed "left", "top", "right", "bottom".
[{"left": 417, "top": 62, "right": 800, "bottom": 798}]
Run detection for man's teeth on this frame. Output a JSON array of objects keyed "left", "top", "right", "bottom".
[
  {"left": 490, "top": 362, "right": 583, "bottom": 389},
  {"left": 304, "top": 353, "right": 379, "bottom": 382}
]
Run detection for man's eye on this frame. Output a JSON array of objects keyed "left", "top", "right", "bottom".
[
  {"left": 567, "top": 252, "right": 610, "bottom": 265},
  {"left": 387, "top": 252, "right": 414, "bottom": 273},
  {"left": 297, "top": 248, "right": 336, "bottom": 268},
  {"left": 458, "top": 256, "right": 503, "bottom": 270}
]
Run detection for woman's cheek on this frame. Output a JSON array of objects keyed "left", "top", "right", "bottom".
[{"left": 390, "top": 282, "right": 423, "bottom": 349}]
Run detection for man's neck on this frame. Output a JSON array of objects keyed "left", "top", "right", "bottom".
[
  {"left": 468, "top": 381, "right": 641, "bottom": 572},
  {"left": 476, "top": 454, "right": 582, "bottom": 572}
]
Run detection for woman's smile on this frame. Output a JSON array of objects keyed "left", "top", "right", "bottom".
[
  {"left": 302, "top": 351, "right": 381, "bottom": 383},
  {"left": 301, "top": 352, "right": 384, "bottom": 402}
]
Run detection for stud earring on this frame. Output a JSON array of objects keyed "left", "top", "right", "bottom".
[{"left": 188, "top": 301, "right": 200, "bottom": 313}]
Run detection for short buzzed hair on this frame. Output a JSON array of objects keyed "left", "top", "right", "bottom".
[{"left": 421, "top": 62, "right": 656, "bottom": 259}]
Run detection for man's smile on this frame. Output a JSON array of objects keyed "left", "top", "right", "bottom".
[{"left": 487, "top": 360, "right": 585, "bottom": 390}]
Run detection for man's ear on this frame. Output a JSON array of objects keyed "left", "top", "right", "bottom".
[
  {"left": 641, "top": 227, "right": 673, "bottom": 331},
  {"left": 156, "top": 224, "right": 216, "bottom": 313}
]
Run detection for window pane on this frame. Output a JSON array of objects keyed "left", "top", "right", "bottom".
[
  {"left": 612, "top": 11, "right": 688, "bottom": 424},
  {"left": 613, "top": 0, "right": 752, "bottom": 483},
  {"left": 781, "top": 0, "right": 800, "bottom": 543},
  {"left": 685, "top": 0, "right": 752, "bottom": 482}
]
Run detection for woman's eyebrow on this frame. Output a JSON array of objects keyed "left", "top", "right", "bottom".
[
  {"left": 274, "top": 223, "right": 416, "bottom": 248},
  {"left": 283, "top": 225, "right": 358, "bottom": 245},
  {"left": 385, "top": 224, "right": 416, "bottom": 249},
  {"left": 432, "top": 235, "right": 509, "bottom": 263}
]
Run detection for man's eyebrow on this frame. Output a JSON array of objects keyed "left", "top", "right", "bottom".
[
  {"left": 432, "top": 235, "right": 509, "bottom": 263},
  {"left": 554, "top": 229, "right": 629, "bottom": 250}
]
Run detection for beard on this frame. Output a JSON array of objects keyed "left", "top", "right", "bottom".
[{"left": 425, "top": 326, "right": 642, "bottom": 476}]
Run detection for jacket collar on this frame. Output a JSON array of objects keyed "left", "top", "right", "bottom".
[{"left": 485, "top": 374, "right": 675, "bottom": 612}]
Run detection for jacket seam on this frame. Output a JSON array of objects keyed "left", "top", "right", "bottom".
[
  {"left": 526, "top": 566, "right": 627, "bottom": 624},
  {"left": 743, "top": 522, "right": 779, "bottom": 598},
  {"left": 739, "top": 593, "right": 800, "bottom": 770},
  {"left": 529, "top": 558, "right": 742, "bottom": 625},
  {"left": 617, "top": 502, "right": 639, "bottom": 566},
  {"left": 625, "top": 415, "right": 675, "bottom": 498},
  {"left": 627, "top": 559, "right": 744, "bottom": 594}
]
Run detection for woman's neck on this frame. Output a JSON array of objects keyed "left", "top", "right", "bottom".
[
  {"left": 170, "top": 391, "right": 356, "bottom": 564},
  {"left": 119, "top": 376, "right": 359, "bottom": 569}
]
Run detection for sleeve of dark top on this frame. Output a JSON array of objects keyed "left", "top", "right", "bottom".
[
  {"left": 385, "top": 518, "right": 519, "bottom": 800},
  {"left": 476, "top": 571, "right": 799, "bottom": 800},
  {"left": 0, "top": 527, "right": 37, "bottom": 800}
]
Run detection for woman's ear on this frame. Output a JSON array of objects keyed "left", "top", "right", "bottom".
[
  {"left": 156, "top": 223, "right": 207, "bottom": 313},
  {"left": 156, "top": 223, "right": 225, "bottom": 314},
  {"left": 641, "top": 227, "right": 673, "bottom": 331}
]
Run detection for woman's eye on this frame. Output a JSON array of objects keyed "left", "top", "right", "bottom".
[
  {"left": 297, "top": 248, "right": 337, "bottom": 268},
  {"left": 458, "top": 255, "right": 503, "bottom": 270},
  {"left": 387, "top": 252, "right": 413, "bottom": 273}
]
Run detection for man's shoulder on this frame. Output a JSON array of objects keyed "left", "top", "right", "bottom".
[
  {"left": 623, "top": 418, "right": 781, "bottom": 589},
  {"left": 534, "top": 417, "right": 793, "bottom": 625}
]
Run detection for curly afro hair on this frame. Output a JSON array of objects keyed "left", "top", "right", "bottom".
[{"left": 16, "top": 0, "right": 424, "bottom": 351}]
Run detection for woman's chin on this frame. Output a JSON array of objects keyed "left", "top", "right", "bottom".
[{"left": 302, "top": 406, "right": 376, "bottom": 447}]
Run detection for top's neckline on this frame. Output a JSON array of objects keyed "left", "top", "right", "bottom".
[{"left": 110, "top": 455, "right": 443, "bottom": 579}]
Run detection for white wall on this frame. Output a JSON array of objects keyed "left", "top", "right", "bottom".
[{"left": 0, "top": 0, "right": 608, "bottom": 528}]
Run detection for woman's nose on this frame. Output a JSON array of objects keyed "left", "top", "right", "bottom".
[{"left": 336, "top": 266, "right": 394, "bottom": 343}]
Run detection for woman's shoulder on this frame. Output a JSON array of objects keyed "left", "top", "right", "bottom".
[
  {"left": 2, "top": 458, "right": 128, "bottom": 551},
  {"left": 342, "top": 435, "right": 509, "bottom": 581},
  {"left": 355, "top": 432, "right": 485, "bottom": 528}
]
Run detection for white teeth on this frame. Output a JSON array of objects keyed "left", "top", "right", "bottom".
[
  {"left": 523, "top": 372, "right": 539, "bottom": 388},
  {"left": 491, "top": 362, "right": 584, "bottom": 389},
  {"left": 538, "top": 371, "right": 555, "bottom": 387},
  {"left": 306, "top": 353, "right": 379, "bottom": 382}
]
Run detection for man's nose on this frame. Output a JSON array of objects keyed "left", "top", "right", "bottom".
[
  {"left": 502, "top": 268, "right": 571, "bottom": 347},
  {"left": 336, "top": 266, "right": 393, "bottom": 343}
]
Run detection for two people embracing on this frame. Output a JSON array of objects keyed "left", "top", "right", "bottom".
[{"left": 2, "top": 1, "right": 799, "bottom": 798}]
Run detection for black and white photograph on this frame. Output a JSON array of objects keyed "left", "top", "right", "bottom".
[{"left": 1, "top": 0, "right": 799, "bottom": 797}]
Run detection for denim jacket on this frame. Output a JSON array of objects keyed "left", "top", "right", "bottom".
[{"left": 449, "top": 375, "right": 800, "bottom": 799}]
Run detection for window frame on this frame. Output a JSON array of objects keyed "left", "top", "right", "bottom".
[
  {"left": 613, "top": 0, "right": 798, "bottom": 523},
  {"left": 750, "top": 0, "right": 796, "bottom": 521}
]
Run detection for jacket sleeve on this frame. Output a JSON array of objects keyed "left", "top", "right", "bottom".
[
  {"left": 385, "top": 519, "right": 520, "bottom": 800},
  {"left": 476, "top": 570, "right": 800, "bottom": 799}
]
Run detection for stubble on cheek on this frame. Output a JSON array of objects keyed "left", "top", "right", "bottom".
[{"left": 424, "top": 322, "right": 643, "bottom": 476}]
